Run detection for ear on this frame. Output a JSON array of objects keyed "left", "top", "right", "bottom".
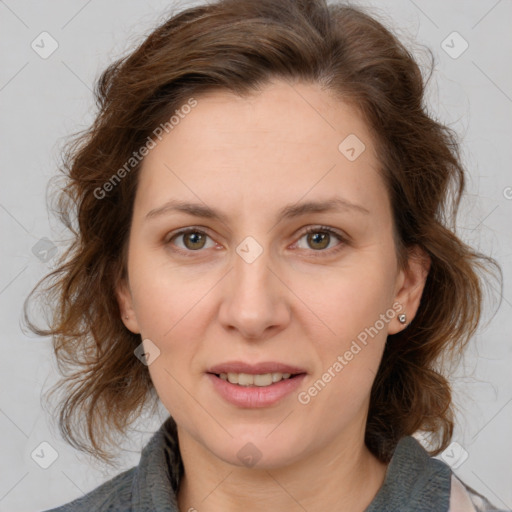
[
  {"left": 388, "top": 245, "right": 430, "bottom": 335},
  {"left": 115, "top": 277, "right": 141, "bottom": 334}
]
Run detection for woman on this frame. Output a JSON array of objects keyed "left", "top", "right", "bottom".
[{"left": 25, "top": 0, "right": 506, "bottom": 510}]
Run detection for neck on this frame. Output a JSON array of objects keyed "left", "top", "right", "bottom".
[{"left": 176, "top": 428, "right": 388, "bottom": 512}]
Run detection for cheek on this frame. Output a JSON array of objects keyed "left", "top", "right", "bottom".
[
  {"left": 126, "top": 248, "right": 214, "bottom": 402},
  {"left": 307, "top": 259, "right": 396, "bottom": 343},
  {"left": 300, "top": 259, "right": 396, "bottom": 395},
  {"left": 127, "top": 244, "right": 217, "bottom": 340}
]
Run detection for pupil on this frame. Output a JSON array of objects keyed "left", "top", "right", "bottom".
[
  {"left": 186, "top": 232, "right": 204, "bottom": 249},
  {"left": 310, "top": 232, "right": 328, "bottom": 249}
]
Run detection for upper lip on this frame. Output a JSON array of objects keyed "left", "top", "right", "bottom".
[{"left": 207, "top": 361, "right": 307, "bottom": 375}]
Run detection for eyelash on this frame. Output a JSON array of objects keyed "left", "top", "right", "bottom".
[{"left": 165, "top": 225, "right": 347, "bottom": 258}]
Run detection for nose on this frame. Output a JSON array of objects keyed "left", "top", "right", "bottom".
[{"left": 217, "top": 243, "right": 291, "bottom": 340}]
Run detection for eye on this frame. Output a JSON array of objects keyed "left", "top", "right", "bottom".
[
  {"left": 166, "top": 228, "right": 216, "bottom": 253},
  {"left": 294, "top": 226, "right": 346, "bottom": 255},
  {"left": 165, "top": 225, "right": 347, "bottom": 257}
]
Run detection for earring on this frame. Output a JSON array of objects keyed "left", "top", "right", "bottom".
[
  {"left": 398, "top": 313, "right": 407, "bottom": 324},
  {"left": 124, "top": 315, "right": 129, "bottom": 320}
]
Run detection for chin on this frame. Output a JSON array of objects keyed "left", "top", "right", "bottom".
[{"left": 206, "top": 428, "right": 306, "bottom": 470}]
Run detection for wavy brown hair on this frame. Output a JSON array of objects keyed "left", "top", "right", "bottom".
[{"left": 24, "top": 0, "right": 500, "bottom": 464}]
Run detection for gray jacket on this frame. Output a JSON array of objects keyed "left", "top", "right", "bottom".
[{"left": 44, "top": 416, "right": 507, "bottom": 512}]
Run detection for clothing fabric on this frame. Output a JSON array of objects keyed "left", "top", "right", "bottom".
[{"left": 44, "top": 416, "right": 507, "bottom": 512}]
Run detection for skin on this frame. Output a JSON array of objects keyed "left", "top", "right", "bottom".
[{"left": 117, "top": 79, "right": 430, "bottom": 512}]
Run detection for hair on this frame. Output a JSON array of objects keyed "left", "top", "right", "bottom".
[{"left": 24, "top": 0, "right": 500, "bottom": 465}]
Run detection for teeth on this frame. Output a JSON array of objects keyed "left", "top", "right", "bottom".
[
  {"left": 227, "top": 372, "right": 239, "bottom": 384},
  {"left": 218, "top": 372, "right": 292, "bottom": 386}
]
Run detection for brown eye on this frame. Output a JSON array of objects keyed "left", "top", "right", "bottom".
[
  {"left": 295, "top": 226, "right": 346, "bottom": 255},
  {"left": 306, "top": 231, "right": 330, "bottom": 250},
  {"left": 182, "top": 231, "right": 207, "bottom": 250},
  {"left": 167, "top": 228, "right": 215, "bottom": 253}
]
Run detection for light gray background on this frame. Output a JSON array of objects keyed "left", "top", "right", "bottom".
[{"left": 1, "top": 1, "right": 511, "bottom": 510}]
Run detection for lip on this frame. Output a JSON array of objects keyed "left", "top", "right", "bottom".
[
  {"left": 207, "top": 361, "right": 307, "bottom": 375},
  {"left": 207, "top": 372, "right": 307, "bottom": 408}
]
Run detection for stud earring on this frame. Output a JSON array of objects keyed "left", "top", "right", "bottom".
[{"left": 398, "top": 313, "right": 407, "bottom": 324}]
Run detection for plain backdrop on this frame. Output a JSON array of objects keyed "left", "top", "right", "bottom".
[{"left": 0, "top": 1, "right": 511, "bottom": 510}]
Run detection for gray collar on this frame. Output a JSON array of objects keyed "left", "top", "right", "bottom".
[
  {"left": 130, "top": 416, "right": 182, "bottom": 511},
  {"left": 364, "top": 435, "right": 451, "bottom": 511}
]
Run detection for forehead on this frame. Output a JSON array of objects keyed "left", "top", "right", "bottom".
[{"left": 134, "top": 79, "right": 389, "bottom": 222}]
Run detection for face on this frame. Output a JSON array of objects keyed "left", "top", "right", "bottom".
[{"left": 117, "top": 79, "right": 428, "bottom": 469}]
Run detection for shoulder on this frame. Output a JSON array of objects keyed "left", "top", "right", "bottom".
[
  {"left": 449, "top": 474, "right": 510, "bottom": 512},
  {"left": 366, "top": 435, "right": 509, "bottom": 512},
  {"left": 42, "top": 416, "right": 181, "bottom": 512},
  {"left": 42, "top": 466, "right": 136, "bottom": 512}
]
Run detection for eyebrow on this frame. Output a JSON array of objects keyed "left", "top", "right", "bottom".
[{"left": 145, "top": 197, "right": 370, "bottom": 224}]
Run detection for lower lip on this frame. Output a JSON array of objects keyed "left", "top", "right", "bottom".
[{"left": 207, "top": 373, "right": 307, "bottom": 408}]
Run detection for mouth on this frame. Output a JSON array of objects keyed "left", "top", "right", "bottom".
[
  {"left": 206, "top": 361, "right": 307, "bottom": 407},
  {"left": 206, "top": 361, "right": 307, "bottom": 387},
  {"left": 209, "top": 371, "right": 306, "bottom": 387}
]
